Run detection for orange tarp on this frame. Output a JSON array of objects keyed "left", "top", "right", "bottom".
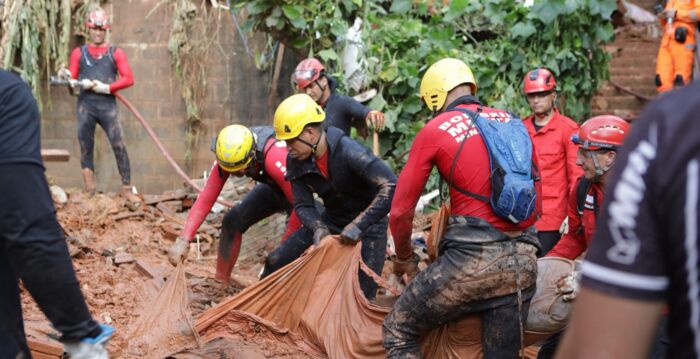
[{"left": 194, "top": 238, "right": 484, "bottom": 358}]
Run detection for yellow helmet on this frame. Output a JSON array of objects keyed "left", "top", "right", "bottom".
[
  {"left": 274, "top": 94, "right": 325, "bottom": 141},
  {"left": 211, "top": 125, "right": 256, "bottom": 172},
  {"left": 420, "top": 58, "right": 477, "bottom": 112}
]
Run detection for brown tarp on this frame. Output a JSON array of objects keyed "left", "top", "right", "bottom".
[{"left": 194, "top": 238, "right": 484, "bottom": 358}]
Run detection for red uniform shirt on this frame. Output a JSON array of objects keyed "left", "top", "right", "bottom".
[
  {"left": 68, "top": 44, "right": 134, "bottom": 92},
  {"left": 523, "top": 110, "right": 582, "bottom": 231},
  {"left": 181, "top": 139, "right": 300, "bottom": 241},
  {"left": 390, "top": 100, "right": 541, "bottom": 259},
  {"left": 547, "top": 179, "right": 603, "bottom": 260}
]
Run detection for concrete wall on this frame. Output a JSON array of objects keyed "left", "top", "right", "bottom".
[{"left": 41, "top": 0, "right": 298, "bottom": 194}]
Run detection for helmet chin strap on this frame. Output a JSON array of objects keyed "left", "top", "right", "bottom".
[
  {"left": 588, "top": 150, "right": 610, "bottom": 180},
  {"left": 296, "top": 131, "right": 323, "bottom": 154}
]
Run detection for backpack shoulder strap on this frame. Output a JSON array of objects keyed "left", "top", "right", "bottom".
[
  {"left": 446, "top": 107, "right": 488, "bottom": 202},
  {"left": 576, "top": 177, "right": 594, "bottom": 216}
]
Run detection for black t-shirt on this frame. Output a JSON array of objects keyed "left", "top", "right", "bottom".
[
  {"left": 0, "top": 69, "right": 43, "bottom": 168},
  {"left": 323, "top": 93, "right": 370, "bottom": 136},
  {"left": 582, "top": 81, "right": 700, "bottom": 358}
]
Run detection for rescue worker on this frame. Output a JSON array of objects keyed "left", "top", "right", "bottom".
[
  {"left": 0, "top": 68, "right": 113, "bottom": 358},
  {"left": 384, "top": 58, "right": 541, "bottom": 358},
  {"left": 522, "top": 68, "right": 582, "bottom": 255},
  {"left": 654, "top": 0, "right": 700, "bottom": 92},
  {"left": 167, "top": 125, "right": 301, "bottom": 283},
  {"left": 57, "top": 8, "right": 138, "bottom": 202},
  {"left": 539, "top": 115, "right": 630, "bottom": 359},
  {"left": 263, "top": 94, "right": 396, "bottom": 300},
  {"left": 292, "top": 58, "right": 385, "bottom": 137},
  {"left": 546, "top": 115, "right": 630, "bottom": 260},
  {"left": 555, "top": 76, "right": 700, "bottom": 359}
]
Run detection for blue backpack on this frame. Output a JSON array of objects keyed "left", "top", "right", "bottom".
[{"left": 448, "top": 107, "right": 538, "bottom": 223}]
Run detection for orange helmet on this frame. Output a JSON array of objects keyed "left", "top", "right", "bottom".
[
  {"left": 523, "top": 68, "right": 556, "bottom": 94},
  {"left": 572, "top": 115, "right": 629, "bottom": 151},
  {"left": 292, "top": 58, "right": 325, "bottom": 90},
  {"left": 86, "top": 9, "right": 110, "bottom": 30}
]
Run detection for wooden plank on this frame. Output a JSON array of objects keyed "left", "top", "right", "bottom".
[
  {"left": 27, "top": 337, "right": 63, "bottom": 355},
  {"left": 40, "top": 149, "right": 69, "bottom": 162},
  {"left": 135, "top": 259, "right": 167, "bottom": 286}
]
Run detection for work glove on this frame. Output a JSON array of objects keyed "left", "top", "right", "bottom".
[
  {"left": 559, "top": 217, "right": 569, "bottom": 234},
  {"left": 63, "top": 324, "right": 113, "bottom": 359},
  {"left": 167, "top": 237, "right": 190, "bottom": 266},
  {"left": 73, "top": 79, "right": 95, "bottom": 90},
  {"left": 90, "top": 80, "right": 111, "bottom": 94},
  {"left": 313, "top": 226, "right": 331, "bottom": 246},
  {"left": 57, "top": 67, "right": 72, "bottom": 80},
  {"left": 339, "top": 223, "right": 362, "bottom": 245},
  {"left": 365, "top": 110, "right": 385, "bottom": 131},
  {"left": 390, "top": 252, "right": 420, "bottom": 279},
  {"left": 556, "top": 271, "right": 581, "bottom": 302}
]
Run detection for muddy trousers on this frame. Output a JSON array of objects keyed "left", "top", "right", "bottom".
[
  {"left": 383, "top": 218, "right": 538, "bottom": 359},
  {"left": 0, "top": 164, "right": 100, "bottom": 358},
  {"left": 217, "top": 184, "right": 292, "bottom": 281},
  {"left": 77, "top": 98, "right": 131, "bottom": 185},
  {"left": 262, "top": 217, "right": 388, "bottom": 300}
]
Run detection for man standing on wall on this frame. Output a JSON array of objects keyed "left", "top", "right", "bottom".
[{"left": 58, "top": 8, "right": 138, "bottom": 203}]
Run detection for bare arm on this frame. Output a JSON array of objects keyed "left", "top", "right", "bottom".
[{"left": 556, "top": 287, "right": 664, "bottom": 359}]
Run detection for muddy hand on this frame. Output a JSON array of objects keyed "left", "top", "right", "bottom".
[
  {"left": 556, "top": 272, "right": 580, "bottom": 301},
  {"left": 339, "top": 223, "right": 361, "bottom": 245},
  {"left": 390, "top": 253, "right": 420, "bottom": 280},
  {"left": 167, "top": 237, "right": 190, "bottom": 266}
]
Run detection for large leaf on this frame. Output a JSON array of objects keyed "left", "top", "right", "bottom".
[
  {"left": 282, "top": 5, "right": 306, "bottom": 29},
  {"left": 317, "top": 48, "right": 339, "bottom": 62},
  {"left": 510, "top": 22, "right": 536, "bottom": 38},
  {"left": 589, "top": 0, "right": 617, "bottom": 18},
  {"left": 390, "top": 0, "right": 412, "bottom": 14}
]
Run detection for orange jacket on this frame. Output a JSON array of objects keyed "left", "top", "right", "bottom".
[
  {"left": 523, "top": 110, "right": 582, "bottom": 232},
  {"left": 661, "top": 0, "right": 700, "bottom": 28}
]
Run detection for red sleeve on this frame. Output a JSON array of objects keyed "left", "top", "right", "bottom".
[
  {"left": 109, "top": 48, "right": 134, "bottom": 92},
  {"left": 180, "top": 162, "right": 228, "bottom": 241},
  {"left": 263, "top": 141, "right": 294, "bottom": 203},
  {"left": 547, "top": 181, "right": 587, "bottom": 259},
  {"left": 68, "top": 47, "right": 81, "bottom": 79},
  {"left": 281, "top": 210, "right": 301, "bottom": 242},
  {"left": 389, "top": 127, "right": 438, "bottom": 259},
  {"left": 532, "top": 140, "right": 543, "bottom": 222}
]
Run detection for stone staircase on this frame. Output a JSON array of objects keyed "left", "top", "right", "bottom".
[{"left": 592, "top": 23, "right": 661, "bottom": 120}]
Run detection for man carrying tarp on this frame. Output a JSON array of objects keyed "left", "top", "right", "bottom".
[
  {"left": 263, "top": 93, "right": 396, "bottom": 300},
  {"left": 167, "top": 125, "right": 301, "bottom": 283},
  {"left": 384, "top": 58, "right": 541, "bottom": 358}
]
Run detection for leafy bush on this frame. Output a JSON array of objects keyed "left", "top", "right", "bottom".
[{"left": 235, "top": 0, "right": 616, "bottom": 191}]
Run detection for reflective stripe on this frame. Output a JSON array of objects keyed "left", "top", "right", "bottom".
[
  {"left": 691, "top": 10, "right": 698, "bottom": 22},
  {"left": 581, "top": 261, "right": 669, "bottom": 291},
  {"left": 684, "top": 159, "right": 700, "bottom": 357}
]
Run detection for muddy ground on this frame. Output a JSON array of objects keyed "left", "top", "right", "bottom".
[{"left": 20, "top": 177, "right": 292, "bottom": 357}]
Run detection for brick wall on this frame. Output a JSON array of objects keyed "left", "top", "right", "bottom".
[{"left": 41, "top": 1, "right": 298, "bottom": 194}]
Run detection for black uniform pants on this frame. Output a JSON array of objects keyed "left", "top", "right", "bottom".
[
  {"left": 77, "top": 98, "right": 131, "bottom": 185},
  {"left": 383, "top": 216, "right": 538, "bottom": 358},
  {"left": 218, "top": 183, "right": 292, "bottom": 265},
  {"left": 0, "top": 164, "right": 100, "bottom": 358},
  {"left": 262, "top": 216, "right": 388, "bottom": 300}
]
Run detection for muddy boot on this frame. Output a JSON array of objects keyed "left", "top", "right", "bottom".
[
  {"left": 120, "top": 185, "right": 142, "bottom": 210},
  {"left": 82, "top": 168, "right": 96, "bottom": 196}
]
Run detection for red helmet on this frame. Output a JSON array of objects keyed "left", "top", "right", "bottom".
[
  {"left": 523, "top": 68, "right": 556, "bottom": 94},
  {"left": 86, "top": 9, "right": 110, "bottom": 30},
  {"left": 572, "top": 115, "right": 630, "bottom": 150},
  {"left": 293, "top": 58, "right": 325, "bottom": 89}
]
